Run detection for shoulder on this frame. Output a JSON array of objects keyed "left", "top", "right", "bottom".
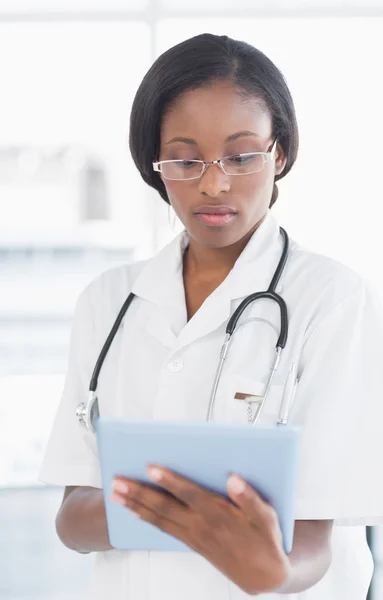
[
  {"left": 75, "top": 259, "right": 149, "bottom": 328},
  {"left": 288, "top": 239, "right": 363, "bottom": 295},
  {"left": 286, "top": 238, "right": 381, "bottom": 334},
  {"left": 287, "top": 238, "right": 369, "bottom": 301},
  {"left": 73, "top": 232, "right": 185, "bottom": 336},
  {"left": 87, "top": 259, "right": 148, "bottom": 299}
]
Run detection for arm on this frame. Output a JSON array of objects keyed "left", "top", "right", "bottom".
[
  {"left": 55, "top": 486, "right": 113, "bottom": 554},
  {"left": 57, "top": 485, "right": 332, "bottom": 592},
  {"left": 279, "top": 519, "right": 333, "bottom": 594}
]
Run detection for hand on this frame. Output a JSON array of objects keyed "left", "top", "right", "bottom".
[{"left": 111, "top": 467, "right": 291, "bottom": 595}]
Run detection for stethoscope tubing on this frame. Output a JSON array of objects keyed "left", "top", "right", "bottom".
[
  {"left": 77, "top": 227, "right": 290, "bottom": 431},
  {"left": 207, "top": 228, "right": 289, "bottom": 425}
]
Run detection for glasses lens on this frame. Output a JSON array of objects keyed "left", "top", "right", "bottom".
[
  {"left": 161, "top": 160, "right": 203, "bottom": 180},
  {"left": 222, "top": 153, "right": 266, "bottom": 175}
]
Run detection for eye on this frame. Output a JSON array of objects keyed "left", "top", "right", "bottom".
[
  {"left": 180, "top": 160, "right": 197, "bottom": 168},
  {"left": 227, "top": 153, "right": 257, "bottom": 165}
]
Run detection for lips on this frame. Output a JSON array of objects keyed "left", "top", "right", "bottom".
[
  {"left": 194, "top": 205, "right": 237, "bottom": 215},
  {"left": 194, "top": 205, "right": 237, "bottom": 227}
]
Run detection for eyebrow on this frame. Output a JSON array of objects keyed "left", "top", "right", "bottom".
[
  {"left": 165, "top": 131, "right": 261, "bottom": 145},
  {"left": 226, "top": 130, "right": 261, "bottom": 142},
  {"left": 166, "top": 136, "right": 197, "bottom": 145}
]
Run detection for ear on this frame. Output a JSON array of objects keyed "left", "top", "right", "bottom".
[{"left": 274, "top": 143, "right": 287, "bottom": 176}]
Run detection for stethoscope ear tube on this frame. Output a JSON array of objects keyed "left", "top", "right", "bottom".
[
  {"left": 268, "top": 227, "right": 289, "bottom": 292},
  {"left": 226, "top": 226, "right": 289, "bottom": 347},
  {"left": 89, "top": 292, "right": 136, "bottom": 393},
  {"left": 226, "top": 291, "right": 288, "bottom": 348},
  {"left": 78, "top": 293, "right": 136, "bottom": 431}
]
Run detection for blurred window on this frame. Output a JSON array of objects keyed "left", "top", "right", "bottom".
[
  {"left": 1, "top": 0, "right": 148, "bottom": 12},
  {"left": 160, "top": 0, "right": 383, "bottom": 10}
]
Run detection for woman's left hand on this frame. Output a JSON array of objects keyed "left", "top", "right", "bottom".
[{"left": 111, "top": 467, "right": 292, "bottom": 595}]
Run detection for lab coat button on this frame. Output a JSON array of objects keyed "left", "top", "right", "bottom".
[{"left": 167, "top": 358, "right": 184, "bottom": 372}]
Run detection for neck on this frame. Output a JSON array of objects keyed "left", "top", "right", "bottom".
[{"left": 184, "top": 220, "right": 263, "bottom": 278}]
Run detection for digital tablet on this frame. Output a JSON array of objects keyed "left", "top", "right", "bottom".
[{"left": 97, "top": 419, "right": 300, "bottom": 554}]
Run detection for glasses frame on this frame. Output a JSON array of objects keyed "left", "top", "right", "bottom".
[{"left": 153, "top": 138, "right": 278, "bottom": 181}]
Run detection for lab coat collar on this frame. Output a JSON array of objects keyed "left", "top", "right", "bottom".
[
  {"left": 132, "top": 211, "right": 282, "bottom": 305},
  {"left": 132, "top": 211, "right": 285, "bottom": 351},
  {"left": 132, "top": 230, "right": 188, "bottom": 308},
  {"left": 216, "top": 210, "right": 284, "bottom": 301}
]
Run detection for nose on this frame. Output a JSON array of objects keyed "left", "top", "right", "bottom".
[{"left": 197, "top": 162, "right": 231, "bottom": 197}]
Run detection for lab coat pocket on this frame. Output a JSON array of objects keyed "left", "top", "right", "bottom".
[{"left": 224, "top": 375, "right": 285, "bottom": 425}]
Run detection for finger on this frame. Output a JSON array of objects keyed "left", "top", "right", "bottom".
[
  {"left": 112, "top": 477, "right": 189, "bottom": 525},
  {"left": 147, "top": 466, "right": 231, "bottom": 516},
  {"left": 112, "top": 491, "right": 191, "bottom": 545},
  {"left": 227, "top": 474, "right": 280, "bottom": 533}
]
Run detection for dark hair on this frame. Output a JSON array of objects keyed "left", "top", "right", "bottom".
[{"left": 129, "top": 33, "right": 299, "bottom": 208}]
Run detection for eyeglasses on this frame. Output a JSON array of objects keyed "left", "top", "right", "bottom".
[{"left": 153, "top": 138, "right": 277, "bottom": 181}]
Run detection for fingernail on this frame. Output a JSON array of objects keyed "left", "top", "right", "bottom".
[
  {"left": 148, "top": 467, "right": 163, "bottom": 482},
  {"left": 112, "top": 479, "right": 129, "bottom": 494},
  {"left": 228, "top": 474, "right": 246, "bottom": 495},
  {"left": 110, "top": 492, "right": 125, "bottom": 504}
]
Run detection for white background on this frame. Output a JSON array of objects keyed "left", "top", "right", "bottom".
[{"left": 0, "top": 5, "right": 382, "bottom": 599}]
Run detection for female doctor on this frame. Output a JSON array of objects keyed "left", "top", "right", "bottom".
[{"left": 40, "top": 33, "right": 383, "bottom": 600}]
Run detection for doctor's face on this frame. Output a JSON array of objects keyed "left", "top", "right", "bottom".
[{"left": 159, "top": 81, "right": 286, "bottom": 249}]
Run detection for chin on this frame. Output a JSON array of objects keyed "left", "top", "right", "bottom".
[{"left": 187, "top": 225, "right": 249, "bottom": 249}]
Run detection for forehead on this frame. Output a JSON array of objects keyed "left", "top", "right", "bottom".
[{"left": 160, "top": 81, "right": 272, "bottom": 143}]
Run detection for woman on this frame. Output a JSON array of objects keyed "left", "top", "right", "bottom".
[{"left": 40, "top": 34, "right": 383, "bottom": 599}]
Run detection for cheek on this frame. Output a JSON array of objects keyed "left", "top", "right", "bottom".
[
  {"left": 164, "top": 181, "right": 192, "bottom": 216},
  {"left": 235, "top": 169, "right": 274, "bottom": 203}
]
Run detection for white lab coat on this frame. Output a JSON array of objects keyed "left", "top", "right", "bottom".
[{"left": 40, "top": 211, "right": 383, "bottom": 600}]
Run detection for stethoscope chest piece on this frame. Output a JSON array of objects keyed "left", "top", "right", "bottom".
[{"left": 76, "top": 391, "right": 99, "bottom": 432}]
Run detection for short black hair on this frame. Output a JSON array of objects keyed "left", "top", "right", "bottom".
[{"left": 129, "top": 33, "right": 299, "bottom": 207}]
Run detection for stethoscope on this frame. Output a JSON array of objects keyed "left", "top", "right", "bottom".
[{"left": 76, "top": 227, "right": 297, "bottom": 432}]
